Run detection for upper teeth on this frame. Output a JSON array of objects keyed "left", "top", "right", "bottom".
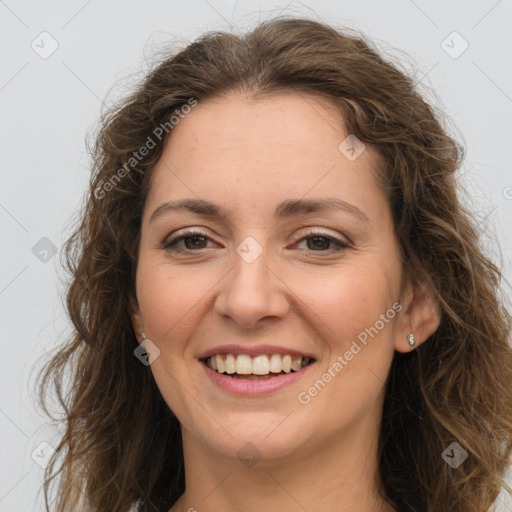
[{"left": 207, "top": 354, "right": 311, "bottom": 375}]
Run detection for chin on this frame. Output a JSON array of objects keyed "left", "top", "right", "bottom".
[{"left": 184, "top": 411, "right": 315, "bottom": 464}]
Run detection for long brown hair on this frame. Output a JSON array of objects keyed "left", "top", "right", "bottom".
[{"left": 36, "top": 16, "right": 512, "bottom": 512}]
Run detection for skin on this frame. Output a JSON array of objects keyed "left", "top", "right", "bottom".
[{"left": 130, "top": 91, "right": 441, "bottom": 512}]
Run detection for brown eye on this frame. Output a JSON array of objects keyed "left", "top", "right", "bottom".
[
  {"left": 163, "top": 231, "right": 214, "bottom": 252},
  {"left": 294, "top": 231, "right": 350, "bottom": 253},
  {"left": 306, "top": 236, "right": 331, "bottom": 251},
  {"left": 182, "top": 235, "right": 208, "bottom": 250}
]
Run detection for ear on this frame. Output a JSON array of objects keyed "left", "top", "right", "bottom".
[
  {"left": 128, "top": 294, "right": 144, "bottom": 345},
  {"left": 394, "top": 273, "right": 441, "bottom": 353}
]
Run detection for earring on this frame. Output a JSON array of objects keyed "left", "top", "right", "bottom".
[
  {"left": 408, "top": 333, "right": 416, "bottom": 346},
  {"left": 139, "top": 330, "right": 146, "bottom": 341}
]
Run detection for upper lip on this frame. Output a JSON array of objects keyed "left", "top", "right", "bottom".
[{"left": 198, "top": 344, "right": 316, "bottom": 360}]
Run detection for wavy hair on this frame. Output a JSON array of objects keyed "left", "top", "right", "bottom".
[{"left": 36, "top": 16, "right": 512, "bottom": 512}]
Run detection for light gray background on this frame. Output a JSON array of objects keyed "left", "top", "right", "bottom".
[{"left": 1, "top": 1, "right": 511, "bottom": 510}]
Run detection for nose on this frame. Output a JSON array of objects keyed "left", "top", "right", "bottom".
[{"left": 214, "top": 243, "right": 290, "bottom": 329}]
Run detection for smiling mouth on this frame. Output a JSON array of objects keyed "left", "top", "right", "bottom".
[{"left": 203, "top": 353, "right": 314, "bottom": 380}]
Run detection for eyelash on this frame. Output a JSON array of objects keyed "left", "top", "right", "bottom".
[{"left": 162, "top": 229, "right": 350, "bottom": 254}]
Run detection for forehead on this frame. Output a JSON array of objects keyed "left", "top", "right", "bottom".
[
  {"left": 162, "top": 91, "right": 349, "bottom": 159},
  {"left": 145, "top": 91, "right": 384, "bottom": 219}
]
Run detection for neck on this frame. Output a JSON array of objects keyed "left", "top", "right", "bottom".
[{"left": 171, "top": 412, "right": 396, "bottom": 512}]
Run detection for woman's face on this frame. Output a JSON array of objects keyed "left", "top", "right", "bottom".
[{"left": 132, "top": 91, "right": 412, "bottom": 464}]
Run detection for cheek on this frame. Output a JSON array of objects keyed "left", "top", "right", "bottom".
[
  {"left": 289, "top": 263, "right": 400, "bottom": 433},
  {"left": 289, "top": 259, "right": 400, "bottom": 351},
  {"left": 135, "top": 261, "right": 213, "bottom": 425},
  {"left": 135, "top": 260, "right": 205, "bottom": 356}
]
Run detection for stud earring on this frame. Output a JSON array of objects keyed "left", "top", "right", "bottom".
[
  {"left": 408, "top": 333, "right": 416, "bottom": 346},
  {"left": 139, "top": 330, "right": 146, "bottom": 341}
]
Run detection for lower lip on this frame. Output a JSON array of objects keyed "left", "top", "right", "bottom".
[{"left": 201, "top": 361, "right": 315, "bottom": 396}]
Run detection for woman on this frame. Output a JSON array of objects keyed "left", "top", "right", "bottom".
[{"left": 37, "top": 16, "right": 512, "bottom": 512}]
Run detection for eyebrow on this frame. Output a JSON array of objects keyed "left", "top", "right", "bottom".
[{"left": 149, "top": 197, "right": 370, "bottom": 224}]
